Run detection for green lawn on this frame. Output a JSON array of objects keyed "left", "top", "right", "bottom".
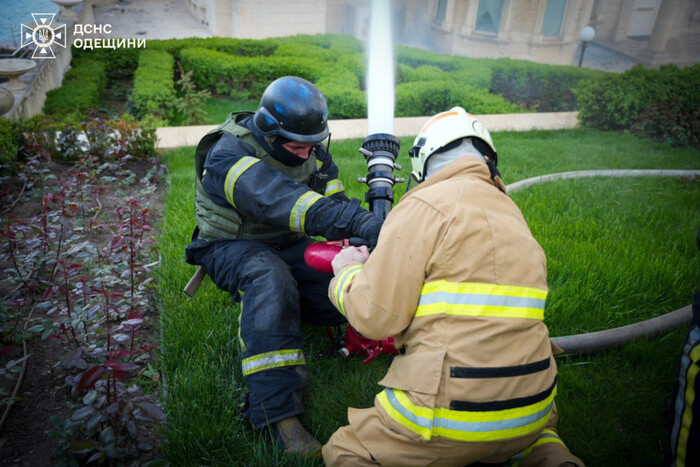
[
  {"left": 201, "top": 96, "right": 259, "bottom": 124},
  {"left": 157, "top": 128, "right": 700, "bottom": 465}
]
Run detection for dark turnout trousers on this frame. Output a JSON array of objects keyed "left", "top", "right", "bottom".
[{"left": 186, "top": 235, "right": 345, "bottom": 428}]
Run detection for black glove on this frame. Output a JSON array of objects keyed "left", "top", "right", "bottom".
[
  {"left": 307, "top": 198, "right": 383, "bottom": 248},
  {"left": 348, "top": 210, "right": 382, "bottom": 249}
]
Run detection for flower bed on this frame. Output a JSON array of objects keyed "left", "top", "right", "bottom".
[{"left": 0, "top": 113, "right": 166, "bottom": 464}]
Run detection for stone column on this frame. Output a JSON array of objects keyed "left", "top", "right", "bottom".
[{"left": 647, "top": 0, "right": 680, "bottom": 53}]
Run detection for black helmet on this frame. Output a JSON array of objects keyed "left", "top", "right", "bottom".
[{"left": 253, "top": 76, "right": 329, "bottom": 144}]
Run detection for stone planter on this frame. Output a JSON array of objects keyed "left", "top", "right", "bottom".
[
  {"left": 52, "top": 0, "right": 84, "bottom": 20},
  {"left": 0, "top": 59, "right": 37, "bottom": 92},
  {"left": 0, "top": 87, "right": 15, "bottom": 116}
]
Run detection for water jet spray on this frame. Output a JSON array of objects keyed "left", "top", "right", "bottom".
[{"left": 303, "top": 0, "right": 403, "bottom": 362}]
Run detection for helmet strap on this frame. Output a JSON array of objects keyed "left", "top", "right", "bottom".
[{"left": 485, "top": 156, "right": 507, "bottom": 194}]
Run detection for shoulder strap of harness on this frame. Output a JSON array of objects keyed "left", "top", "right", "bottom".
[{"left": 194, "top": 111, "right": 255, "bottom": 179}]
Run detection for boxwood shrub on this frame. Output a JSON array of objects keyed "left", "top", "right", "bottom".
[
  {"left": 336, "top": 53, "right": 366, "bottom": 86},
  {"left": 316, "top": 69, "right": 365, "bottom": 119},
  {"left": 130, "top": 50, "right": 176, "bottom": 118},
  {"left": 44, "top": 58, "right": 107, "bottom": 119},
  {"left": 150, "top": 37, "right": 279, "bottom": 58},
  {"left": 397, "top": 45, "right": 463, "bottom": 71},
  {"left": 72, "top": 45, "right": 139, "bottom": 77},
  {"left": 180, "top": 47, "right": 326, "bottom": 99},
  {"left": 274, "top": 43, "right": 335, "bottom": 62},
  {"left": 491, "top": 59, "right": 604, "bottom": 112},
  {"left": 575, "top": 64, "right": 700, "bottom": 147},
  {"left": 396, "top": 81, "right": 522, "bottom": 117},
  {"left": 0, "top": 118, "right": 25, "bottom": 173}
]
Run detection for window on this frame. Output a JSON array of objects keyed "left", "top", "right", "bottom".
[
  {"left": 344, "top": 5, "right": 356, "bottom": 35},
  {"left": 475, "top": 0, "right": 504, "bottom": 34},
  {"left": 436, "top": 0, "right": 448, "bottom": 22},
  {"left": 541, "top": 0, "right": 567, "bottom": 37}
]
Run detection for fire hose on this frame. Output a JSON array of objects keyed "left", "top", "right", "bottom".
[
  {"left": 304, "top": 168, "right": 700, "bottom": 357},
  {"left": 183, "top": 153, "right": 699, "bottom": 357}
]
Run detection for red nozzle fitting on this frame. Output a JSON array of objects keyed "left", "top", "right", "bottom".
[{"left": 304, "top": 240, "right": 350, "bottom": 273}]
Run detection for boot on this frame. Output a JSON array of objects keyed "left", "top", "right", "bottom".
[{"left": 270, "top": 417, "right": 322, "bottom": 458}]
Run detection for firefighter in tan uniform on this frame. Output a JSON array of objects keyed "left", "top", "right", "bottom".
[{"left": 323, "top": 107, "right": 584, "bottom": 466}]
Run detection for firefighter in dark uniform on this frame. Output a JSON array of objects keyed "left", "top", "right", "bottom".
[
  {"left": 185, "top": 76, "right": 383, "bottom": 457},
  {"left": 665, "top": 225, "right": 700, "bottom": 467}
]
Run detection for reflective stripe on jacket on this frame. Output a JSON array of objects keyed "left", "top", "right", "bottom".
[{"left": 329, "top": 157, "right": 556, "bottom": 443}]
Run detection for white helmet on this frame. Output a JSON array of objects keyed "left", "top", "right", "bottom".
[{"left": 409, "top": 107, "right": 497, "bottom": 182}]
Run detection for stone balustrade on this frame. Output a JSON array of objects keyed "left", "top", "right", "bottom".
[{"left": 1, "top": 0, "right": 94, "bottom": 120}]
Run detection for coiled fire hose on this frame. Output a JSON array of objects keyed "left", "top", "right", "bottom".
[{"left": 509, "top": 169, "right": 700, "bottom": 354}]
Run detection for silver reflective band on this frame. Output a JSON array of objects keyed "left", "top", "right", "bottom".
[{"left": 419, "top": 292, "right": 545, "bottom": 310}]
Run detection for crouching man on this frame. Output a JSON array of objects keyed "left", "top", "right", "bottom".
[{"left": 323, "top": 107, "right": 584, "bottom": 466}]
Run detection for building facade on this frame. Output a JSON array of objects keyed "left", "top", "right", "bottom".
[{"left": 179, "top": 0, "right": 699, "bottom": 67}]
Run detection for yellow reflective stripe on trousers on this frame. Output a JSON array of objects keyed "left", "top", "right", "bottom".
[
  {"left": 508, "top": 429, "right": 564, "bottom": 466},
  {"left": 377, "top": 386, "right": 556, "bottom": 442},
  {"left": 332, "top": 264, "right": 363, "bottom": 317},
  {"left": 415, "top": 281, "right": 547, "bottom": 320},
  {"left": 241, "top": 349, "right": 305, "bottom": 376},
  {"left": 677, "top": 343, "right": 700, "bottom": 466},
  {"left": 324, "top": 179, "right": 345, "bottom": 197},
  {"left": 289, "top": 191, "right": 323, "bottom": 232},
  {"left": 224, "top": 157, "right": 261, "bottom": 208}
]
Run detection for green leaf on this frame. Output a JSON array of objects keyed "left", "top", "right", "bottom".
[
  {"left": 135, "top": 402, "right": 166, "bottom": 422},
  {"left": 87, "top": 451, "right": 105, "bottom": 464},
  {"left": 99, "top": 426, "right": 115, "bottom": 444},
  {"left": 68, "top": 439, "right": 94, "bottom": 454},
  {"left": 71, "top": 405, "right": 96, "bottom": 421},
  {"left": 49, "top": 415, "right": 64, "bottom": 429}
]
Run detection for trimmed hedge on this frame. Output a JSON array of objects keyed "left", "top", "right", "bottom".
[
  {"left": 130, "top": 50, "right": 176, "bottom": 118},
  {"left": 396, "top": 46, "right": 493, "bottom": 89},
  {"left": 150, "top": 37, "right": 278, "bottom": 58},
  {"left": 146, "top": 34, "right": 362, "bottom": 59},
  {"left": 46, "top": 34, "right": 626, "bottom": 125},
  {"left": 72, "top": 46, "right": 139, "bottom": 77},
  {"left": 0, "top": 118, "right": 25, "bottom": 173},
  {"left": 575, "top": 64, "right": 700, "bottom": 147},
  {"left": 274, "top": 43, "right": 335, "bottom": 62},
  {"left": 316, "top": 69, "right": 365, "bottom": 119},
  {"left": 491, "top": 59, "right": 604, "bottom": 112},
  {"left": 397, "top": 45, "right": 463, "bottom": 71},
  {"left": 396, "top": 81, "right": 522, "bottom": 117},
  {"left": 44, "top": 58, "right": 107, "bottom": 119},
  {"left": 336, "top": 53, "right": 366, "bottom": 86},
  {"left": 180, "top": 47, "right": 326, "bottom": 99},
  {"left": 327, "top": 34, "right": 364, "bottom": 55}
]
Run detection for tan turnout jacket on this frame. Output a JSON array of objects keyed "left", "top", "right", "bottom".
[{"left": 329, "top": 157, "right": 558, "bottom": 446}]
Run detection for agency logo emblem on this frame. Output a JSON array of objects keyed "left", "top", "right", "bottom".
[{"left": 20, "top": 13, "right": 67, "bottom": 59}]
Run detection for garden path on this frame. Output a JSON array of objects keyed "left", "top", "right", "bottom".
[
  {"left": 155, "top": 111, "right": 581, "bottom": 148},
  {"left": 91, "top": 0, "right": 211, "bottom": 40}
]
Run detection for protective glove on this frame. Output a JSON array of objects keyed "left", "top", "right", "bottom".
[
  {"left": 348, "top": 210, "right": 382, "bottom": 249},
  {"left": 307, "top": 198, "right": 383, "bottom": 248}
]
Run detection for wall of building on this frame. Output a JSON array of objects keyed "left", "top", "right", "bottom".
[
  {"left": 587, "top": 0, "right": 699, "bottom": 66},
  {"left": 176, "top": 0, "right": 698, "bottom": 68},
  {"left": 231, "top": 0, "right": 328, "bottom": 39},
  {"left": 422, "top": 0, "right": 595, "bottom": 66}
]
